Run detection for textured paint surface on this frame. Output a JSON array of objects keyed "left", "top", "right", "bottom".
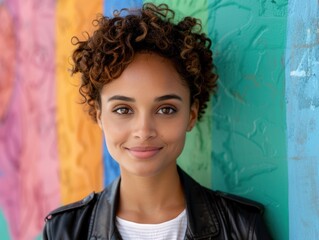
[
  {"left": 286, "top": 0, "right": 319, "bottom": 239},
  {"left": 56, "top": 0, "right": 103, "bottom": 204},
  {"left": 208, "top": 1, "right": 288, "bottom": 239},
  {"left": 0, "top": 3, "right": 15, "bottom": 119},
  {"left": 147, "top": 0, "right": 213, "bottom": 188},
  {"left": 0, "top": 0, "right": 60, "bottom": 239},
  {"left": 104, "top": 0, "right": 142, "bottom": 16}
]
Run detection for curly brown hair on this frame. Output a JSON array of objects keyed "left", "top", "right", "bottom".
[{"left": 71, "top": 3, "right": 218, "bottom": 122}]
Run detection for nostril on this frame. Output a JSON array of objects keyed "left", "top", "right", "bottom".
[
  {"left": 133, "top": 126, "right": 157, "bottom": 140},
  {"left": 133, "top": 117, "right": 157, "bottom": 139}
]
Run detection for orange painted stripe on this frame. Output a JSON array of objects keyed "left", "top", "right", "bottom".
[{"left": 56, "top": 0, "right": 103, "bottom": 204}]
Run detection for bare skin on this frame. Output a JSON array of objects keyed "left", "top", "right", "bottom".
[{"left": 117, "top": 162, "right": 185, "bottom": 223}]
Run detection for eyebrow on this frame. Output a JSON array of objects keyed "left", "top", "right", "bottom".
[
  {"left": 107, "top": 94, "right": 183, "bottom": 102},
  {"left": 108, "top": 95, "right": 135, "bottom": 102},
  {"left": 155, "top": 94, "right": 183, "bottom": 102}
]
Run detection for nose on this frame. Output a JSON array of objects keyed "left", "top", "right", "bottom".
[{"left": 133, "top": 112, "right": 157, "bottom": 140}]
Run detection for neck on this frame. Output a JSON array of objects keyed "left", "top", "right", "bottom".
[{"left": 117, "top": 165, "right": 185, "bottom": 223}]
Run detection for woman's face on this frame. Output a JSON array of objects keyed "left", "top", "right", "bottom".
[{"left": 96, "top": 53, "right": 198, "bottom": 178}]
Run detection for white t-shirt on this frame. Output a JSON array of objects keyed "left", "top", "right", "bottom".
[{"left": 116, "top": 209, "right": 187, "bottom": 240}]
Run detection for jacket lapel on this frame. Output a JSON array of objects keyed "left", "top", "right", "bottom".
[
  {"left": 178, "top": 166, "right": 220, "bottom": 239},
  {"left": 89, "top": 177, "right": 122, "bottom": 240}
]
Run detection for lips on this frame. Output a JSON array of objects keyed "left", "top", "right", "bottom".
[{"left": 126, "top": 146, "right": 163, "bottom": 159}]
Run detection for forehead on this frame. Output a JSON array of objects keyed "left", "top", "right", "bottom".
[{"left": 101, "top": 53, "right": 190, "bottom": 98}]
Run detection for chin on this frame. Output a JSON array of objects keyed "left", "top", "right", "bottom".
[{"left": 121, "top": 164, "right": 172, "bottom": 178}]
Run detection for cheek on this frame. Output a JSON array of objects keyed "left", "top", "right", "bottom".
[
  {"left": 160, "top": 122, "right": 188, "bottom": 143},
  {"left": 106, "top": 128, "right": 125, "bottom": 139},
  {"left": 101, "top": 119, "right": 129, "bottom": 143}
]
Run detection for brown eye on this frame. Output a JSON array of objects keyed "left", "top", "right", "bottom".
[
  {"left": 157, "top": 107, "right": 176, "bottom": 115},
  {"left": 113, "top": 107, "right": 133, "bottom": 115}
]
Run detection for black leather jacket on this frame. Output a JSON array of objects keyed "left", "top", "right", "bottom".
[{"left": 43, "top": 167, "right": 272, "bottom": 239}]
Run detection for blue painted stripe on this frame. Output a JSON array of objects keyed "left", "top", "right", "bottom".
[
  {"left": 104, "top": 0, "right": 143, "bottom": 17},
  {"left": 102, "top": 0, "right": 143, "bottom": 186},
  {"left": 286, "top": 0, "right": 319, "bottom": 239},
  {"left": 102, "top": 139, "right": 120, "bottom": 186}
]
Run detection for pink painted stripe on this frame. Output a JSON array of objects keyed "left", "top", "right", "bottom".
[{"left": 0, "top": 0, "right": 60, "bottom": 239}]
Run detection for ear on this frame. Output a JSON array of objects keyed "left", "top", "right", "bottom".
[
  {"left": 95, "top": 102, "right": 102, "bottom": 129},
  {"left": 187, "top": 99, "right": 199, "bottom": 132}
]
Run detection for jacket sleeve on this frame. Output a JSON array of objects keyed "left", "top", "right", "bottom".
[
  {"left": 216, "top": 191, "right": 273, "bottom": 240},
  {"left": 251, "top": 212, "right": 273, "bottom": 240},
  {"left": 41, "top": 192, "right": 96, "bottom": 240},
  {"left": 42, "top": 219, "right": 50, "bottom": 240}
]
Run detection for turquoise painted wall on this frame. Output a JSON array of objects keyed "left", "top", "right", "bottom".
[
  {"left": 208, "top": 1, "right": 288, "bottom": 240},
  {"left": 0, "top": 211, "right": 10, "bottom": 240}
]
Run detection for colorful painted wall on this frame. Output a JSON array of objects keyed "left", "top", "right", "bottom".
[{"left": 0, "top": 0, "right": 318, "bottom": 239}]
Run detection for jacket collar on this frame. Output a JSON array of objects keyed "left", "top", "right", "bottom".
[{"left": 89, "top": 166, "right": 219, "bottom": 239}]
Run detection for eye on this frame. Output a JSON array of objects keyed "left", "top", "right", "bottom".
[
  {"left": 157, "top": 107, "right": 177, "bottom": 115},
  {"left": 113, "top": 107, "right": 133, "bottom": 115}
]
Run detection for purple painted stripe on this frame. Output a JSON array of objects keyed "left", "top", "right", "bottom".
[{"left": 0, "top": 0, "right": 59, "bottom": 239}]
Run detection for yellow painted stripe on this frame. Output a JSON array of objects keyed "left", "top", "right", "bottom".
[{"left": 56, "top": 0, "right": 103, "bottom": 204}]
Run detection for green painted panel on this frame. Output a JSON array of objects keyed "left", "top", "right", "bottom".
[
  {"left": 35, "top": 234, "right": 43, "bottom": 240},
  {"left": 208, "top": 1, "right": 288, "bottom": 240},
  {"left": 0, "top": 210, "right": 10, "bottom": 240},
  {"left": 145, "top": 0, "right": 212, "bottom": 188}
]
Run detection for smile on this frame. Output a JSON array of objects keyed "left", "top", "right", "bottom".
[{"left": 126, "top": 146, "right": 163, "bottom": 159}]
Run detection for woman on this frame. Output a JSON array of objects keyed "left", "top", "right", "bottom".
[{"left": 43, "top": 3, "right": 272, "bottom": 240}]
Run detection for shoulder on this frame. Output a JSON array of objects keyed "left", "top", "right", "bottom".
[
  {"left": 43, "top": 177, "right": 121, "bottom": 240},
  {"left": 45, "top": 175, "right": 120, "bottom": 220},
  {"left": 179, "top": 167, "right": 264, "bottom": 213},
  {"left": 213, "top": 190, "right": 265, "bottom": 214},
  {"left": 213, "top": 191, "right": 273, "bottom": 239},
  {"left": 45, "top": 192, "right": 97, "bottom": 220},
  {"left": 201, "top": 188, "right": 272, "bottom": 238},
  {"left": 199, "top": 185, "right": 265, "bottom": 216},
  {"left": 178, "top": 167, "right": 264, "bottom": 213},
  {"left": 43, "top": 192, "right": 100, "bottom": 240},
  {"left": 178, "top": 167, "right": 272, "bottom": 238}
]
